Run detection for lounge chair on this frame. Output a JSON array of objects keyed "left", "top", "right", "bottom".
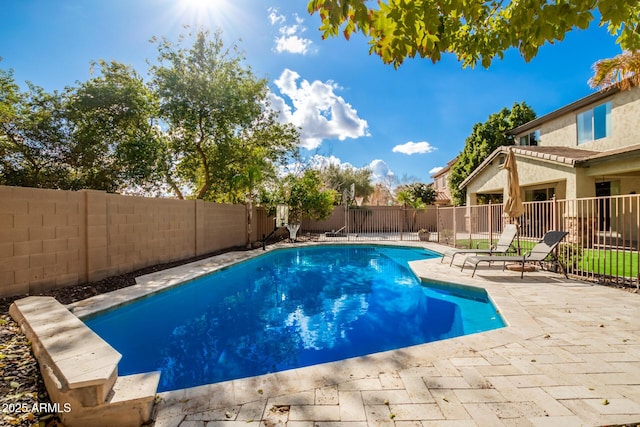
[
  {"left": 325, "top": 226, "right": 347, "bottom": 237},
  {"left": 462, "top": 230, "right": 569, "bottom": 278},
  {"left": 440, "top": 224, "right": 518, "bottom": 266}
]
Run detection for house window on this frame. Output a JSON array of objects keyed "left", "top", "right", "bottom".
[
  {"left": 519, "top": 129, "right": 540, "bottom": 146},
  {"left": 525, "top": 188, "right": 555, "bottom": 202},
  {"left": 577, "top": 101, "right": 611, "bottom": 144},
  {"left": 441, "top": 174, "right": 447, "bottom": 188}
]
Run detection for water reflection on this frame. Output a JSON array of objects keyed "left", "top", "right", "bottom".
[{"left": 86, "top": 246, "right": 502, "bottom": 391}]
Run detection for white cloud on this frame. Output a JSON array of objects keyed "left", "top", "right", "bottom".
[
  {"left": 268, "top": 9, "right": 313, "bottom": 55},
  {"left": 279, "top": 155, "right": 356, "bottom": 179},
  {"left": 267, "top": 7, "right": 286, "bottom": 25},
  {"left": 275, "top": 32, "right": 312, "bottom": 55},
  {"left": 308, "top": 154, "right": 355, "bottom": 170},
  {"left": 268, "top": 69, "right": 369, "bottom": 150},
  {"left": 369, "top": 159, "right": 395, "bottom": 184},
  {"left": 392, "top": 141, "right": 437, "bottom": 155},
  {"left": 429, "top": 166, "right": 444, "bottom": 175}
]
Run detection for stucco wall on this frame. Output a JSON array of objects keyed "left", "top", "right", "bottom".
[
  {"left": 536, "top": 112, "right": 579, "bottom": 148},
  {"left": 585, "top": 87, "right": 640, "bottom": 151},
  {"left": 465, "top": 155, "right": 579, "bottom": 206},
  {"left": 0, "top": 186, "right": 247, "bottom": 298},
  {"left": 521, "top": 86, "right": 640, "bottom": 151}
]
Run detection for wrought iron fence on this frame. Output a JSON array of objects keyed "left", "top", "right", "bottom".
[
  {"left": 289, "top": 194, "right": 640, "bottom": 286},
  {"left": 558, "top": 195, "right": 639, "bottom": 286},
  {"left": 301, "top": 206, "right": 439, "bottom": 242},
  {"left": 422, "top": 195, "right": 639, "bottom": 287}
]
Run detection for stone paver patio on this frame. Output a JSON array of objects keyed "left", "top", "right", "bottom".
[{"left": 72, "top": 242, "right": 640, "bottom": 426}]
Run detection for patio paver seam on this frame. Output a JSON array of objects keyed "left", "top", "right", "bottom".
[{"left": 132, "top": 243, "right": 640, "bottom": 427}]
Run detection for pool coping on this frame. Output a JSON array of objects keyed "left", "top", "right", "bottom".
[
  {"left": 62, "top": 241, "right": 640, "bottom": 426},
  {"left": 68, "top": 241, "right": 537, "bottom": 375},
  {"left": 67, "top": 241, "right": 437, "bottom": 319},
  {"left": 145, "top": 242, "right": 547, "bottom": 423}
]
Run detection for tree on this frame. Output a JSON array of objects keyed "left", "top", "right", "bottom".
[
  {"left": 0, "top": 69, "right": 19, "bottom": 125},
  {"left": 1, "top": 63, "right": 165, "bottom": 192},
  {"left": 396, "top": 184, "right": 433, "bottom": 231},
  {"left": 262, "top": 170, "right": 337, "bottom": 223},
  {"left": 318, "top": 164, "right": 374, "bottom": 205},
  {"left": 150, "top": 30, "right": 298, "bottom": 200},
  {"left": 448, "top": 102, "right": 536, "bottom": 205},
  {"left": 308, "top": 0, "right": 640, "bottom": 68},
  {"left": 1, "top": 71, "right": 74, "bottom": 189},
  {"left": 65, "top": 60, "right": 165, "bottom": 192},
  {"left": 589, "top": 50, "right": 640, "bottom": 91},
  {"left": 231, "top": 163, "right": 263, "bottom": 248},
  {"left": 396, "top": 182, "right": 436, "bottom": 206},
  {"left": 208, "top": 108, "right": 299, "bottom": 204},
  {"left": 368, "top": 182, "right": 394, "bottom": 206},
  {"left": 228, "top": 121, "right": 298, "bottom": 247}
]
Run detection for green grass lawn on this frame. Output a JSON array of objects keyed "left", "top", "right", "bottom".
[
  {"left": 578, "top": 249, "right": 639, "bottom": 278},
  {"left": 454, "top": 238, "right": 639, "bottom": 278}
]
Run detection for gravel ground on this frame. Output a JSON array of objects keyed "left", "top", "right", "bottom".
[{"left": 0, "top": 247, "right": 252, "bottom": 427}]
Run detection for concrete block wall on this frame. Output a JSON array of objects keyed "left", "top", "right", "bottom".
[
  {"left": 0, "top": 186, "right": 86, "bottom": 297},
  {"left": 104, "top": 194, "right": 197, "bottom": 277},
  {"left": 0, "top": 185, "right": 247, "bottom": 298},
  {"left": 200, "top": 202, "right": 247, "bottom": 254}
]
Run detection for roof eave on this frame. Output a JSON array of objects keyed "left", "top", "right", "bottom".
[
  {"left": 507, "top": 86, "right": 620, "bottom": 136},
  {"left": 458, "top": 147, "right": 509, "bottom": 190},
  {"left": 458, "top": 146, "right": 585, "bottom": 190}
]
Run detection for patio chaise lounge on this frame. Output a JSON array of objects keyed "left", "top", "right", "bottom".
[
  {"left": 325, "top": 226, "right": 347, "bottom": 237},
  {"left": 461, "top": 230, "right": 569, "bottom": 278},
  {"left": 440, "top": 224, "right": 518, "bottom": 266}
]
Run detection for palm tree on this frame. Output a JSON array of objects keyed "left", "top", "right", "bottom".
[
  {"left": 589, "top": 50, "right": 640, "bottom": 91},
  {"left": 396, "top": 189, "right": 426, "bottom": 231}
]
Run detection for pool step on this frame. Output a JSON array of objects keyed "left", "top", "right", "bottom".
[{"left": 10, "top": 296, "right": 160, "bottom": 427}]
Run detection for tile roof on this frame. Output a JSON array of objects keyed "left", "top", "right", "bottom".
[
  {"left": 577, "top": 142, "right": 640, "bottom": 163},
  {"left": 434, "top": 191, "right": 451, "bottom": 202},
  {"left": 458, "top": 143, "right": 640, "bottom": 190},
  {"left": 431, "top": 156, "right": 459, "bottom": 179},
  {"left": 510, "top": 146, "right": 598, "bottom": 165}
]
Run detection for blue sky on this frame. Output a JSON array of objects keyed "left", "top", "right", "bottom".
[{"left": 1, "top": 0, "right": 623, "bottom": 184}]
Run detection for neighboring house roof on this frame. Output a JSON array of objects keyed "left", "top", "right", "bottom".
[
  {"left": 459, "top": 143, "right": 640, "bottom": 189},
  {"left": 434, "top": 191, "right": 451, "bottom": 203},
  {"left": 507, "top": 86, "right": 620, "bottom": 136},
  {"left": 431, "top": 156, "right": 458, "bottom": 179}
]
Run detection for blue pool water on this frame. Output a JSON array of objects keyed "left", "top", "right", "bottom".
[{"left": 85, "top": 245, "right": 505, "bottom": 392}]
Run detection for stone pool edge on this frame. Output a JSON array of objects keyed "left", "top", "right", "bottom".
[
  {"left": 67, "top": 241, "right": 436, "bottom": 319},
  {"left": 148, "top": 243, "right": 541, "bottom": 426},
  {"left": 38, "top": 241, "right": 537, "bottom": 426}
]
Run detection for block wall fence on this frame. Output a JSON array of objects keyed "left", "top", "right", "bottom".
[{"left": 0, "top": 185, "right": 252, "bottom": 298}]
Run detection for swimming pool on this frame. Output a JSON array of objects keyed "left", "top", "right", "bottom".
[{"left": 85, "top": 245, "right": 505, "bottom": 392}]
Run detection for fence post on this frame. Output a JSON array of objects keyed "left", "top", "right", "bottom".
[
  {"left": 488, "top": 201, "right": 493, "bottom": 245},
  {"left": 436, "top": 206, "right": 440, "bottom": 243},
  {"left": 345, "top": 203, "right": 349, "bottom": 241},
  {"left": 452, "top": 207, "right": 457, "bottom": 247},
  {"left": 552, "top": 194, "right": 558, "bottom": 230}
]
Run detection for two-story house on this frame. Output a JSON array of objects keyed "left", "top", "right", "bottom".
[
  {"left": 459, "top": 84, "right": 640, "bottom": 206},
  {"left": 431, "top": 156, "right": 457, "bottom": 206}
]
